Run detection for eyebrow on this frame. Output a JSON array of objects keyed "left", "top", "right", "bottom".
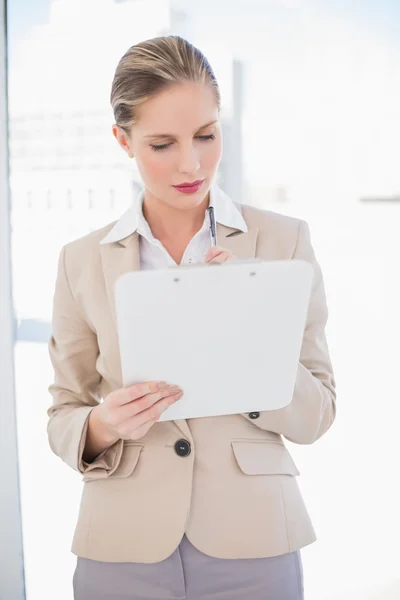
[{"left": 144, "top": 120, "right": 218, "bottom": 140}]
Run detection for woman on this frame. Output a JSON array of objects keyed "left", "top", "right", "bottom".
[{"left": 47, "top": 36, "right": 336, "bottom": 600}]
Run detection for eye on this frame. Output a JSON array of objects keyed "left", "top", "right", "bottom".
[
  {"left": 197, "top": 134, "right": 215, "bottom": 142},
  {"left": 150, "top": 133, "right": 215, "bottom": 152},
  {"left": 151, "top": 142, "right": 171, "bottom": 152}
]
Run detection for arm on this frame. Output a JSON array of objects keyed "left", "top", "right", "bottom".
[
  {"left": 242, "top": 220, "right": 336, "bottom": 444},
  {"left": 47, "top": 244, "right": 123, "bottom": 474}
]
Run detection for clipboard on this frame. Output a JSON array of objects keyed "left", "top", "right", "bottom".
[{"left": 114, "top": 259, "right": 313, "bottom": 421}]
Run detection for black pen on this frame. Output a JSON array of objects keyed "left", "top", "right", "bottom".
[{"left": 207, "top": 206, "right": 218, "bottom": 247}]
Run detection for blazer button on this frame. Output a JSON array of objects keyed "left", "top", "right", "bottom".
[
  {"left": 248, "top": 412, "right": 260, "bottom": 419},
  {"left": 174, "top": 439, "right": 191, "bottom": 457}
]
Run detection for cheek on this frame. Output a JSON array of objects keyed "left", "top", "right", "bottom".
[
  {"left": 202, "top": 138, "right": 223, "bottom": 170},
  {"left": 136, "top": 151, "right": 172, "bottom": 182}
]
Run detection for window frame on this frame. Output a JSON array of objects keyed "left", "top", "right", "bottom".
[{"left": 0, "top": 1, "right": 26, "bottom": 598}]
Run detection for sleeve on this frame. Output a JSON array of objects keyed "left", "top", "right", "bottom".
[
  {"left": 47, "top": 244, "right": 124, "bottom": 474},
  {"left": 241, "top": 220, "right": 337, "bottom": 444}
]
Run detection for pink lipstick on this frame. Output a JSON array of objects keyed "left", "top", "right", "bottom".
[{"left": 173, "top": 179, "right": 205, "bottom": 194}]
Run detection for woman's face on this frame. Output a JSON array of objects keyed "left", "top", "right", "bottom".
[{"left": 113, "top": 81, "right": 223, "bottom": 211}]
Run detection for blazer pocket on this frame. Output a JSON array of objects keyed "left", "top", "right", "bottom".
[
  {"left": 231, "top": 440, "right": 299, "bottom": 476},
  {"left": 83, "top": 442, "right": 144, "bottom": 482}
]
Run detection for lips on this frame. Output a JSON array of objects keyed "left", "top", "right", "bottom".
[
  {"left": 173, "top": 179, "right": 205, "bottom": 194},
  {"left": 175, "top": 180, "right": 204, "bottom": 188}
]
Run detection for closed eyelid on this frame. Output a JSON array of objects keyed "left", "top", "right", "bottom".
[
  {"left": 150, "top": 132, "right": 216, "bottom": 151},
  {"left": 150, "top": 133, "right": 209, "bottom": 143},
  {"left": 149, "top": 137, "right": 174, "bottom": 145}
]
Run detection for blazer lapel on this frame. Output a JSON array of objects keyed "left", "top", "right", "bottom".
[
  {"left": 100, "top": 232, "right": 141, "bottom": 327},
  {"left": 217, "top": 223, "right": 259, "bottom": 259}
]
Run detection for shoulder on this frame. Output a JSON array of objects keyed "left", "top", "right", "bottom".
[
  {"left": 64, "top": 221, "right": 116, "bottom": 256},
  {"left": 240, "top": 204, "right": 307, "bottom": 253},
  {"left": 60, "top": 221, "right": 116, "bottom": 285},
  {"left": 237, "top": 204, "right": 314, "bottom": 260},
  {"left": 240, "top": 203, "right": 303, "bottom": 234}
]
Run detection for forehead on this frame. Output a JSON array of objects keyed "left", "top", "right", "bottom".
[{"left": 134, "top": 81, "right": 219, "bottom": 135}]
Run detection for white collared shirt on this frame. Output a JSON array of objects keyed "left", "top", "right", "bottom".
[{"left": 100, "top": 185, "right": 248, "bottom": 270}]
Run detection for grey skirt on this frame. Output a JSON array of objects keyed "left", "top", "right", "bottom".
[{"left": 73, "top": 534, "right": 304, "bottom": 600}]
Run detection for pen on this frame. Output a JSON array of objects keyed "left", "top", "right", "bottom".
[{"left": 207, "top": 206, "right": 218, "bottom": 248}]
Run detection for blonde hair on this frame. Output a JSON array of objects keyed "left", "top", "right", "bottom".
[{"left": 110, "top": 36, "right": 221, "bottom": 132}]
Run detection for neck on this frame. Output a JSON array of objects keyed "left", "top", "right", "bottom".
[{"left": 142, "top": 191, "right": 210, "bottom": 243}]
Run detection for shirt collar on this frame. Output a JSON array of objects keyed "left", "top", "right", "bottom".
[{"left": 99, "top": 184, "right": 248, "bottom": 245}]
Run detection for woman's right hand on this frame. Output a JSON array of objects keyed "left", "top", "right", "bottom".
[
  {"left": 84, "top": 382, "right": 183, "bottom": 462},
  {"left": 96, "top": 381, "right": 184, "bottom": 443}
]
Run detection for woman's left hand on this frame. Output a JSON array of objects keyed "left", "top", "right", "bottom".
[{"left": 205, "top": 246, "right": 236, "bottom": 264}]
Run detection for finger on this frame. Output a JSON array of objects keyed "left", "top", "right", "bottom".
[
  {"left": 121, "top": 419, "right": 154, "bottom": 441},
  {"left": 208, "top": 251, "right": 232, "bottom": 264},
  {"left": 141, "top": 389, "right": 183, "bottom": 424},
  {"left": 115, "top": 385, "right": 182, "bottom": 423},
  {"left": 205, "top": 245, "right": 226, "bottom": 259},
  {"left": 114, "top": 381, "right": 168, "bottom": 406},
  {"left": 205, "top": 247, "right": 225, "bottom": 262},
  {"left": 119, "top": 390, "right": 183, "bottom": 438}
]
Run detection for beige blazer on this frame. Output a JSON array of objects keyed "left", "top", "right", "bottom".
[{"left": 47, "top": 204, "right": 336, "bottom": 563}]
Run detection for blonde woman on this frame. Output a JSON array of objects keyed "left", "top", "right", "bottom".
[{"left": 47, "top": 36, "right": 336, "bottom": 600}]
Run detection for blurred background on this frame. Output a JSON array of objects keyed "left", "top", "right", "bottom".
[{"left": 2, "top": 0, "right": 400, "bottom": 598}]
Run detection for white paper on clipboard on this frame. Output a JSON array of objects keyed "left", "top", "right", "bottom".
[{"left": 114, "top": 259, "right": 313, "bottom": 421}]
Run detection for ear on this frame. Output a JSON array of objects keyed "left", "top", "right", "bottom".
[{"left": 112, "top": 124, "right": 134, "bottom": 158}]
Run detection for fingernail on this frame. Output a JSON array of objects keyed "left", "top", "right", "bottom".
[{"left": 168, "top": 385, "right": 182, "bottom": 394}]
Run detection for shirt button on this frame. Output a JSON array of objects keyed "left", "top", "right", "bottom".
[{"left": 174, "top": 439, "right": 192, "bottom": 457}]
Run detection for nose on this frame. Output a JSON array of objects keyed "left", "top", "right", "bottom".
[{"left": 177, "top": 144, "right": 200, "bottom": 176}]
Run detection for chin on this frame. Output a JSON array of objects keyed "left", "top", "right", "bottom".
[{"left": 177, "top": 193, "right": 209, "bottom": 210}]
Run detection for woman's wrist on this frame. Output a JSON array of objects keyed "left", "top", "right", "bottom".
[{"left": 82, "top": 406, "right": 119, "bottom": 463}]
